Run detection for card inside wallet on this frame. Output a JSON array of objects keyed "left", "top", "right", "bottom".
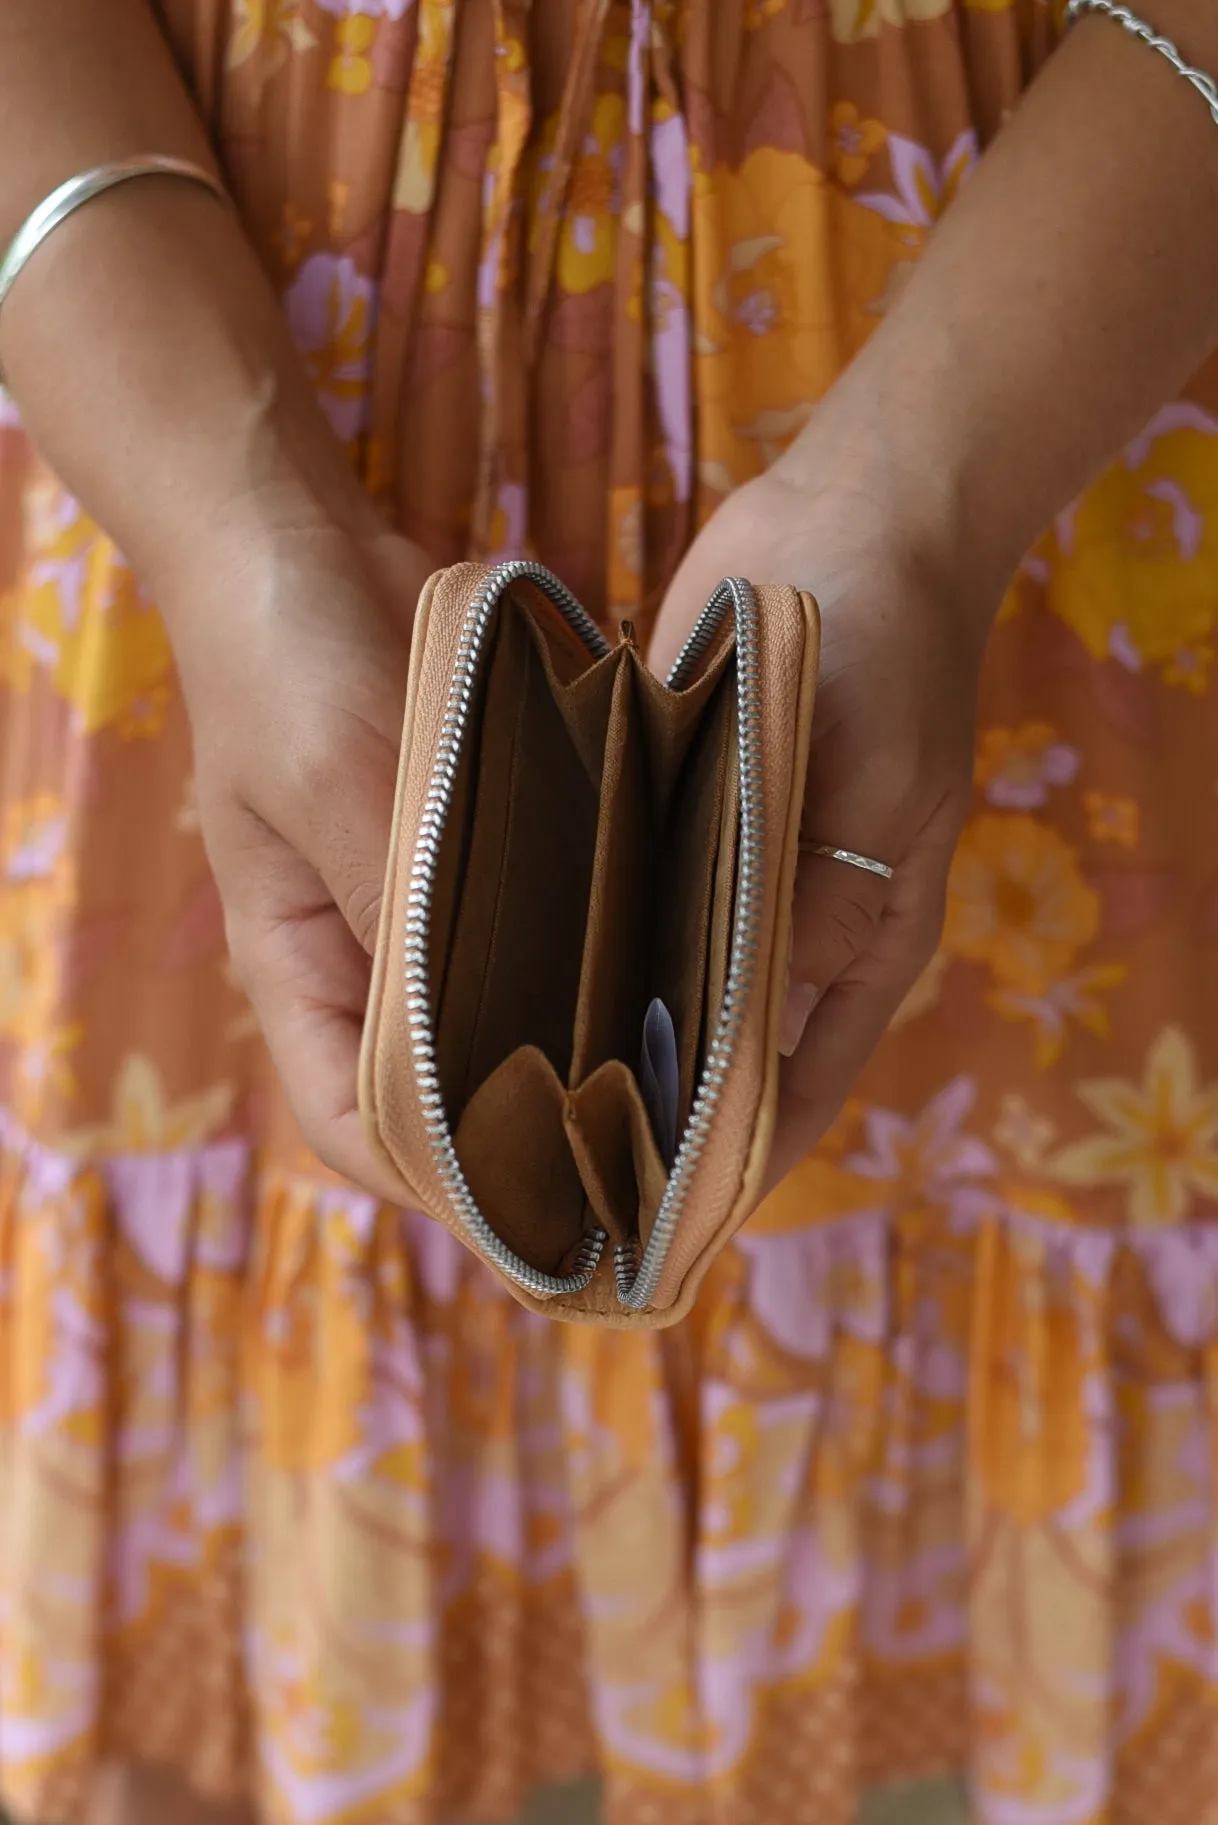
[{"left": 426, "top": 578, "right": 740, "bottom": 1277}]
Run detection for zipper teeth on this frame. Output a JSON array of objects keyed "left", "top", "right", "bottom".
[
  {"left": 402, "top": 560, "right": 610, "bottom": 1298},
  {"left": 403, "top": 563, "right": 763, "bottom": 1313},
  {"left": 615, "top": 577, "right": 764, "bottom": 1310}
]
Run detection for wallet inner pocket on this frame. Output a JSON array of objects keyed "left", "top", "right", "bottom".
[
  {"left": 565, "top": 1060, "right": 668, "bottom": 1247},
  {"left": 569, "top": 655, "right": 656, "bottom": 1088},
  {"left": 434, "top": 597, "right": 608, "bottom": 1119},
  {"left": 432, "top": 588, "right": 742, "bottom": 1279},
  {"left": 454, "top": 1046, "right": 589, "bottom": 1275},
  {"left": 647, "top": 674, "right": 734, "bottom": 1136},
  {"left": 560, "top": 645, "right": 741, "bottom": 1251}
]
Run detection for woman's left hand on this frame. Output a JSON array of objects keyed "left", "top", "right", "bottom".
[{"left": 649, "top": 433, "right": 998, "bottom": 1189}]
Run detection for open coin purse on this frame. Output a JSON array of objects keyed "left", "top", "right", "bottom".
[{"left": 359, "top": 561, "right": 819, "bottom": 1327}]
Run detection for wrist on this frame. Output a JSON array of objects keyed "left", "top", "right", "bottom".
[
  {"left": 782, "top": 315, "right": 1028, "bottom": 636},
  {"left": 1, "top": 177, "right": 383, "bottom": 586}
]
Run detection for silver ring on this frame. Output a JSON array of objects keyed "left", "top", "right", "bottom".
[{"left": 801, "top": 843, "right": 894, "bottom": 881}]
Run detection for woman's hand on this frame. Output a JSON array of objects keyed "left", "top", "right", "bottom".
[
  {"left": 650, "top": 438, "right": 997, "bottom": 1189},
  {"left": 164, "top": 517, "right": 431, "bottom": 1197}
]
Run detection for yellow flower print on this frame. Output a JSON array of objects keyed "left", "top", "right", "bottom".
[
  {"left": 248, "top": 1196, "right": 395, "bottom": 1473},
  {"left": 391, "top": 0, "right": 457, "bottom": 214},
  {"left": 0, "top": 1191, "right": 60, "bottom": 1427},
  {"left": 831, "top": 190, "right": 917, "bottom": 362},
  {"left": 944, "top": 814, "right": 1099, "bottom": 994},
  {"left": 830, "top": 0, "right": 952, "bottom": 46},
  {"left": 608, "top": 487, "right": 643, "bottom": 610},
  {"left": 2, "top": 793, "right": 73, "bottom": 902},
  {"left": 1083, "top": 790, "right": 1140, "bottom": 848},
  {"left": 0, "top": 881, "right": 60, "bottom": 1046},
  {"left": 498, "top": 25, "right": 527, "bottom": 73},
  {"left": 275, "top": 201, "right": 314, "bottom": 270},
  {"left": 692, "top": 150, "right": 905, "bottom": 482},
  {"left": 6, "top": 492, "right": 175, "bottom": 735},
  {"left": 1047, "top": 409, "right": 1218, "bottom": 679},
  {"left": 228, "top": 0, "right": 317, "bottom": 71},
  {"left": 64, "top": 1055, "right": 234, "bottom": 1155},
  {"left": 117, "top": 679, "right": 170, "bottom": 743},
  {"left": 327, "top": 14, "right": 375, "bottom": 94},
  {"left": 553, "top": 93, "right": 625, "bottom": 296},
  {"left": 1163, "top": 641, "right": 1213, "bottom": 694},
  {"left": 12, "top": 1025, "right": 82, "bottom": 1127},
  {"left": 972, "top": 1220, "right": 1093, "bottom": 1527},
  {"left": 993, "top": 1097, "right": 1056, "bottom": 1173},
  {"left": 0, "top": 795, "right": 75, "bottom": 1053},
  {"left": 1051, "top": 1027, "right": 1218, "bottom": 1226},
  {"left": 989, "top": 963, "right": 1128, "bottom": 1070},
  {"left": 1002, "top": 1183, "right": 1084, "bottom": 1232},
  {"left": 829, "top": 101, "right": 886, "bottom": 186},
  {"left": 976, "top": 723, "right": 1078, "bottom": 811},
  {"left": 327, "top": 179, "right": 351, "bottom": 237}
]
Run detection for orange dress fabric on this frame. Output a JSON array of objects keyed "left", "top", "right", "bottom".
[{"left": 4, "top": 2, "right": 1218, "bottom": 1823}]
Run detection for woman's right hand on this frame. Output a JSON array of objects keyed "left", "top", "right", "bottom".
[{"left": 165, "top": 516, "right": 431, "bottom": 1196}]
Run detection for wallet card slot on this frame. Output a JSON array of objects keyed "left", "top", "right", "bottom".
[
  {"left": 634, "top": 635, "right": 736, "bottom": 813},
  {"left": 435, "top": 599, "right": 600, "bottom": 1116},
  {"left": 635, "top": 671, "right": 737, "bottom": 1124},
  {"left": 517, "top": 585, "right": 623, "bottom": 787},
  {"left": 568, "top": 656, "right": 657, "bottom": 1087},
  {"left": 565, "top": 1060, "right": 668, "bottom": 1248},
  {"left": 453, "top": 1046, "right": 589, "bottom": 1274}
]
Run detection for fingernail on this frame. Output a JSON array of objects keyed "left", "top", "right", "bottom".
[{"left": 779, "top": 981, "right": 819, "bottom": 1057}]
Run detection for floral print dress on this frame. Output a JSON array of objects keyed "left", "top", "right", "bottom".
[{"left": 3, "top": 3, "right": 1218, "bottom": 1824}]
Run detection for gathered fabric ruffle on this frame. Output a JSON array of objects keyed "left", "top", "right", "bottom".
[{"left": 4, "top": 1110, "right": 1218, "bottom": 1825}]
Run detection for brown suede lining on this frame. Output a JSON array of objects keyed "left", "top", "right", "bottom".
[
  {"left": 435, "top": 602, "right": 600, "bottom": 1108},
  {"left": 435, "top": 583, "right": 741, "bottom": 1276}
]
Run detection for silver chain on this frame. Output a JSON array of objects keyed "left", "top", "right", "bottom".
[{"left": 1065, "top": 0, "right": 1218, "bottom": 125}]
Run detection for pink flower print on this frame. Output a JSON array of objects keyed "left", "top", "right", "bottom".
[
  {"left": 283, "top": 253, "right": 378, "bottom": 440},
  {"left": 847, "top": 1077, "right": 998, "bottom": 1227},
  {"left": 858, "top": 130, "right": 978, "bottom": 244},
  {"left": 313, "top": 0, "right": 415, "bottom": 15}
]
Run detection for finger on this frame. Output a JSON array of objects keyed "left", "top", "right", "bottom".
[
  {"left": 259, "top": 937, "right": 403, "bottom": 1201},
  {"left": 269, "top": 719, "right": 403, "bottom": 956},
  {"left": 215, "top": 776, "right": 407, "bottom": 1198},
  {"left": 228, "top": 851, "right": 407, "bottom": 1202},
  {"left": 766, "top": 840, "right": 950, "bottom": 1189},
  {"left": 779, "top": 846, "right": 895, "bottom": 1056}
]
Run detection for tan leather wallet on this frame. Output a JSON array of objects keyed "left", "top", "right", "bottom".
[{"left": 359, "top": 561, "right": 819, "bottom": 1328}]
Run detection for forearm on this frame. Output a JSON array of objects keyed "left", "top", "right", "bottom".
[
  {"left": 801, "top": 0, "right": 1218, "bottom": 608},
  {"left": 0, "top": 0, "right": 377, "bottom": 596}
]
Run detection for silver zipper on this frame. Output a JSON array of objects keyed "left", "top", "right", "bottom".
[
  {"left": 616, "top": 576, "right": 763, "bottom": 1308},
  {"left": 402, "top": 562, "right": 763, "bottom": 1310}
]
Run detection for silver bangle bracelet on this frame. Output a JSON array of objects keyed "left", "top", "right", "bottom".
[
  {"left": 0, "top": 156, "right": 231, "bottom": 321},
  {"left": 1064, "top": 0, "right": 1218, "bottom": 125}
]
